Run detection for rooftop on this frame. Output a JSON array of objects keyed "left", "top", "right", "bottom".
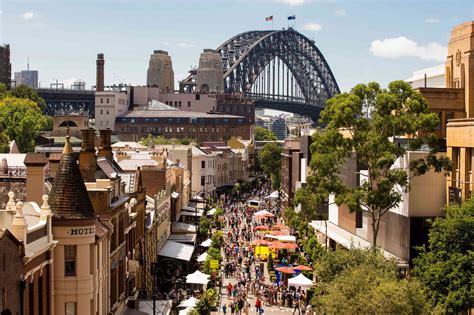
[{"left": 118, "top": 110, "right": 244, "bottom": 119}]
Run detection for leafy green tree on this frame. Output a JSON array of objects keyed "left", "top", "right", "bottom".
[
  {"left": 254, "top": 126, "right": 277, "bottom": 141},
  {"left": 198, "top": 217, "right": 212, "bottom": 238},
  {"left": 2, "top": 84, "right": 46, "bottom": 110},
  {"left": 0, "top": 97, "right": 47, "bottom": 152},
  {"left": 413, "top": 199, "right": 474, "bottom": 313},
  {"left": 211, "top": 230, "right": 224, "bottom": 249},
  {"left": 0, "top": 132, "right": 10, "bottom": 153},
  {"left": 258, "top": 142, "right": 282, "bottom": 189},
  {"left": 318, "top": 263, "right": 431, "bottom": 314},
  {"left": 299, "top": 81, "right": 450, "bottom": 247},
  {"left": 139, "top": 134, "right": 193, "bottom": 147}
]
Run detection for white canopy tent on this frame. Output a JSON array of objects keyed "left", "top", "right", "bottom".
[
  {"left": 196, "top": 252, "right": 208, "bottom": 262},
  {"left": 269, "top": 191, "right": 279, "bottom": 199},
  {"left": 172, "top": 222, "right": 197, "bottom": 233},
  {"left": 253, "top": 210, "right": 274, "bottom": 217},
  {"left": 178, "top": 296, "right": 198, "bottom": 308},
  {"left": 186, "top": 270, "right": 210, "bottom": 279},
  {"left": 200, "top": 238, "right": 212, "bottom": 247},
  {"left": 288, "top": 273, "right": 314, "bottom": 288},
  {"left": 207, "top": 208, "right": 217, "bottom": 216},
  {"left": 264, "top": 234, "right": 297, "bottom": 242},
  {"left": 186, "top": 274, "right": 210, "bottom": 285},
  {"left": 179, "top": 307, "right": 194, "bottom": 315}
]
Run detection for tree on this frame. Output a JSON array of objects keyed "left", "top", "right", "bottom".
[
  {"left": 139, "top": 134, "right": 192, "bottom": 147},
  {"left": 0, "top": 97, "right": 47, "bottom": 152},
  {"left": 258, "top": 142, "right": 282, "bottom": 189},
  {"left": 317, "top": 263, "right": 431, "bottom": 313},
  {"left": 0, "top": 84, "right": 46, "bottom": 111},
  {"left": 0, "top": 132, "right": 10, "bottom": 153},
  {"left": 413, "top": 199, "right": 474, "bottom": 313},
  {"left": 254, "top": 126, "right": 277, "bottom": 141},
  {"left": 299, "top": 81, "right": 450, "bottom": 247}
]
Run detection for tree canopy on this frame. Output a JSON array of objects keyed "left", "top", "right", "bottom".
[
  {"left": 297, "top": 80, "right": 450, "bottom": 247},
  {"left": 413, "top": 199, "right": 474, "bottom": 313},
  {"left": 0, "top": 96, "right": 47, "bottom": 152},
  {"left": 258, "top": 142, "right": 282, "bottom": 189},
  {"left": 313, "top": 248, "right": 431, "bottom": 313},
  {"left": 254, "top": 126, "right": 277, "bottom": 141},
  {"left": 0, "top": 83, "right": 46, "bottom": 110},
  {"left": 139, "top": 134, "right": 192, "bottom": 147}
]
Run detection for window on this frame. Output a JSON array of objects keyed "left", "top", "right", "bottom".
[
  {"left": 130, "top": 119, "right": 135, "bottom": 123},
  {"left": 100, "top": 98, "right": 103, "bottom": 104},
  {"left": 188, "top": 101, "right": 191, "bottom": 107},
  {"left": 174, "top": 101, "right": 178, "bottom": 107},
  {"left": 201, "top": 176, "right": 205, "bottom": 186},
  {"left": 66, "top": 302, "right": 76, "bottom": 315},
  {"left": 65, "top": 245, "right": 76, "bottom": 276},
  {"left": 178, "top": 101, "right": 182, "bottom": 107},
  {"left": 106, "top": 98, "right": 110, "bottom": 104},
  {"left": 201, "top": 161, "right": 205, "bottom": 169},
  {"left": 195, "top": 94, "right": 200, "bottom": 100},
  {"left": 106, "top": 110, "right": 109, "bottom": 115},
  {"left": 100, "top": 109, "right": 103, "bottom": 115}
]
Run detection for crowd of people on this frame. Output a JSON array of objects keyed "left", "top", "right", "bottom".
[{"left": 219, "top": 181, "right": 313, "bottom": 315}]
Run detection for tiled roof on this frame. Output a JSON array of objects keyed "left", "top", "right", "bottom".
[
  {"left": 49, "top": 140, "right": 96, "bottom": 220},
  {"left": 118, "top": 110, "right": 244, "bottom": 119}
]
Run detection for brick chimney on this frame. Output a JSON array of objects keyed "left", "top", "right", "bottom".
[
  {"left": 96, "top": 53, "right": 105, "bottom": 92},
  {"left": 79, "top": 128, "right": 97, "bottom": 182},
  {"left": 98, "top": 128, "right": 113, "bottom": 160},
  {"left": 23, "top": 153, "right": 48, "bottom": 206}
]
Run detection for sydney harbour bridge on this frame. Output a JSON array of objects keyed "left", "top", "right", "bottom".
[
  {"left": 181, "top": 28, "right": 340, "bottom": 121},
  {"left": 39, "top": 28, "right": 339, "bottom": 122}
]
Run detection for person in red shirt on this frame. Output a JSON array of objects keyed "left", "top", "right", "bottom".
[
  {"left": 255, "top": 298, "right": 262, "bottom": 313},
  {"left": 227, "top": 283, "right": 233, "bottom": 296}
]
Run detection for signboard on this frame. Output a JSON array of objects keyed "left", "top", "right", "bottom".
[
  {"left": 67, "top": 227, "right": 95, "bottom": 236},
  {"left": 210, "top": 260, "right": 219, "bottom": 269},
  {"left": 449, "top": 186, "right": 461, "bottom": 205}
]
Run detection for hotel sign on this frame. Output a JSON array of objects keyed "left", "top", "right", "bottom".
[{"left": 68, "top": 227, "right": 95, "bottom": 236}]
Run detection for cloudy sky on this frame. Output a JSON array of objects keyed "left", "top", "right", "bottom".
[{"left": 1, "top": 0, "right": 473, "bottom": 92}]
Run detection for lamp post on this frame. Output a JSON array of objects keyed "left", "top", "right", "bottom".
[{"left": 151, "top": 262, "right": 159, "bottom": 315}]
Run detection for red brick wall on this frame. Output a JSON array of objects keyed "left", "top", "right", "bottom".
[{"left": 0, "top": 233, "right": 23, "bottom": 315}]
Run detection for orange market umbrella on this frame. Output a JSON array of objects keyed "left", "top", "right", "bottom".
[
  {"left": 268, "top": 241, "right": 287, "bottom": 249},
  {"left": 252, "top": 239, "right": 269, "bottom": 246},
  {"left": 283, "top": 243, "right": 299, "bottom": 250},
  {"left": 275, "top": 266, "right": 295, "bottom": 274},
  {"left": 255, "top": 225, "right": 270, "bottom": 231},
  {"left": 272, "top": 223, "right": 287, "bottom": 230},
  {"left": 270, "top": 230, "right": 290, "bottom": 236},
  {"left": 293, "top": 265, "right": 312, "bottom": 271}
]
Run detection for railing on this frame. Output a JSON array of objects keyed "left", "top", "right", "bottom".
[{"left": 0, "top": 167, "right": 27, "bottom": 178}]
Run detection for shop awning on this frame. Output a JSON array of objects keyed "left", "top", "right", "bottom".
[
  {"left": 158, "top": 240, "right": 195, "bottom": 261},
  {"left": 182, "top": 205, "right": 196, "bottom": 212},
  {"left": 172, "top": 222, "right": 197, "bottom": 233},
  {"left": 180, "top": 210, "right": 204, "bottom": 217},
  {"left": 168, "top": 234, "right": 197, "bottom": 243}
]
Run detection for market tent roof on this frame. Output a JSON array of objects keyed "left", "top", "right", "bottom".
[
  {"left": 186, "top": 270, "right": 211, "bottom": 279},
  {"left": 182, "top": 205, "right": 196, "bottom": 212},
  {"left": 197, "top": 252, "right": 208, "bottom": 262},
  {"left": 253, "top": 210, "right": 274, "bottom": 218},
  {"left": 265, "top": 234, "right": 296, "bottom": 242},
  {"left": 172, "top": 222, "right": 197, "bottom": 233},
  {"left": 288, "top": 273, "right": 314, "bottom": 287},
  {"left": 158, "top": 240, "right": 195, "bottom": 261},
  {"left": 275, "top": 266, "right": 295, "bottom": 274},
  {"left": 179, "top": 307, "right": 194, "bottom": 315},
  {"left": 269, "top": 191, "right": 279, "bottom": 199},
  {"left": 178, "top": 297, "right": 198, "bottom": 308},
  {"left": 200, "top": 238, "right": 212, "bottom": 247},
  {"left": 293, "top": 265, "right": 312, "bottom": 271},
  {"left": 207, "top": 208, "right": 217, "bottom": 216}
]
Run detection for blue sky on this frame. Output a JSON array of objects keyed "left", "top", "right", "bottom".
[{"left": 1, "top": 0, "right": 473, "bottom": 92}]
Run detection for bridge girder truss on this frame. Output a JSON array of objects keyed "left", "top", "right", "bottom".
[{"left": 182, "top": 29, "right": 340, "bottom": 113}]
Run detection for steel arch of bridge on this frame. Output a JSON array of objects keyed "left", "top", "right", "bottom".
[{"left": 183, "top": 28, "right": 340, "bottom": 120}]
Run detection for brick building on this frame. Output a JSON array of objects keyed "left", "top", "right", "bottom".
[{"left": 115, "top": 110, "right": 252, "bottom": 143}]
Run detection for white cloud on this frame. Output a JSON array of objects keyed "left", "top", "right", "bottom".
[
  {"left": 276, "top": 0, "right": 307, "bottom": 6},
  {"left": 370, "top": 36, "right": 447, "bottom": 62},
  {"left": 334, "top": 9, "right": 346, "bottom": 17},
  {"left": 177, "top": 42, "right": 196, "bottom": 48},
  {"left": 303, "top": 23, "right": 322, "bottom": 31},
  {"left": 425, "top": 17, "right": 440, "bottom": 23},
  {"left": 20, "top": 11, "right": 34, "bottom": 20}
]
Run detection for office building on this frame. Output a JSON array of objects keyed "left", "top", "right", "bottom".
[{"left": 0, "top": 44, "right": 11, "bottom": 88}]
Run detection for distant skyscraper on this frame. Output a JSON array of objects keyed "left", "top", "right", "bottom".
[
  {"left": 0, "top": 44, "right": 11, "bottom": 88},
  {"left": 147, "top": 50, "right": 175, "bottom": 93},
  {"left": 270, "top": 118, "right": 287, "bottom": 140},
  {"left": 14, "top": 59, "right": 38, "bottom": 88}
]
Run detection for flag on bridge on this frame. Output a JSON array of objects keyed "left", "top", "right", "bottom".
[
  {"left": 266, "top": 16, "right": 273, "bottom": 21},
  {"left": 288, "top": 15, "right": 296, "bottom": 20}
]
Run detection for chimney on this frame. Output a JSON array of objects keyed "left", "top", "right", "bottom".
[
  {"left": 98, "top": 128, "right": 113, "bottom": 160},
  {"left": 11, "top": 202, "right": 27, "bottom": 242},
  {"left": 96, "top": 53, "right": 105, "bottom": 92},
  {"left": 79, "top": 128, "right": 97, "bottom": 182},
  {"left": 23, "top": 153, "right": 48, "bottom": 206}
]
